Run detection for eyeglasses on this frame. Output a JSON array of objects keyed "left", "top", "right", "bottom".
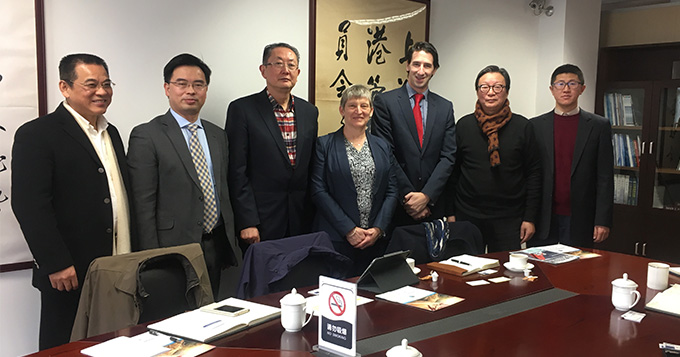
[
  {"left": 168, "top": 80, "right": 208, "bottom": 91},
  {"left": 552, "top": 81, "right": 582, "bottom": 90},
  {"left": 477, "top": 84, "right": 505, "bottom": 94},
  {"left": 71, "top": 80, "right": 115, "bottom": 92},
  {"left": 265, "top": 62, "right": 298, "bottom": 71}
]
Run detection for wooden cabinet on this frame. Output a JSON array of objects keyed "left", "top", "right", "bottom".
[{"left": 595, "top": 43, "right": 680, "bottom": 264}]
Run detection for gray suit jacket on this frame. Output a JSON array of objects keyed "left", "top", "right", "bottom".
[
  {"left": 531, "top": 110, "right": 614, "bottom": 246},
  {"left": 127, "top": 111, "right": 240, "bottom": 264}
]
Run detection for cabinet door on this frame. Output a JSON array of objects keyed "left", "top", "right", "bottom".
[
  {"left": 602, "top": 83, "right": 651, "bottom": 208},
  {"left": 650, "top": 81, "right": 680, "bottom": 211}
]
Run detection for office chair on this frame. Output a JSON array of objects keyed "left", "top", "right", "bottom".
[
  {"left": 237, "top": 232, "right": 352, "bottom": 299},
  {"left": 137, "top": 253, "right": 192, "bottom": 324},
  {"left": 71, "top": 243, "right": 213, "bottom": 341},
  {"left": 385, "top": 220, "right": 484, "bottom": 264}
]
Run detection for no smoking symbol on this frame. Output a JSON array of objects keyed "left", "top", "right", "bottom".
[{"left": 328, "top": 291, "right": 346, "bottom": 316}]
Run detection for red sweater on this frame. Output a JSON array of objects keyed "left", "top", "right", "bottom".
[{"left": 553, "top": 113, "right": 579, "bottom": 215}]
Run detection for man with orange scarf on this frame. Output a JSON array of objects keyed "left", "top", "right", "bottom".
[{"left": 446, "top": 65, "right": 541, "bottom": 252}]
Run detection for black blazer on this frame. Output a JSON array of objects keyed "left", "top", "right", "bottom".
[
  {"left": 531, "top": 110, "right": 614, "bottom": 246},
  {"left": 310, "top": 128, "right": 398, "bottom": 242},
  {"left": 11, "top": 103, "right": 131, "bottom": 291},
  {"left": 372, "top": 84, "right": 456, "bottom": 220},
  {"left": 127, "top": 111, "right": 240, "bottom": 264},
  {"left": 226, "top": 89, "right": 319, "bottom": 241}
]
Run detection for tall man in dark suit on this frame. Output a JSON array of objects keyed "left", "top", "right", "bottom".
[
  {"left": 226, "top": 43, "right": 319, "bottom": 245},
  {"left": 127, "top": 54, "right": 240, "bottom": 298},
  {"left": 372, "top": 41, "right": 456, "bottom": 226},
  {"left": 12, "top": 53, "right": 132, "bottom": 350},
  {"left": 530, "top": 64, "right": 614, "bottom": 248}
]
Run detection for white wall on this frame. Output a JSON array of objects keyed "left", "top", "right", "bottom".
[
  {"left": 0, "top": 269, "right": 40, "bottom": 357},
  {"left": 43, "top": 0, "right": 311, "bottom": 144},
  {"left": 4, "top": 1, "right": 603, "bottom": 355}
]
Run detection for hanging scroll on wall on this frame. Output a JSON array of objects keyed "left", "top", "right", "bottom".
[{"left": 311, "top": 0, "right": 430, "bottom": 135}]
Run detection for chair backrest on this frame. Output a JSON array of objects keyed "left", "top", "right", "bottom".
[
  {"left": 237, "top": 232, "right": 352, "bottom": 299},
  {"left": 385, "top": 221, "right": 484, "bottom": 264},
  {"left": 137, "top": 254, "right": 191, "bottom": 324},
  {"left": 269, "top": 255, "right": 334, "bottom": 293}
]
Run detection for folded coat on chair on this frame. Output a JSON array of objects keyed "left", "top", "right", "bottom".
[
  {"left": 70, "top": 243, "right": 213, "bottom": 341},
  {"left": 236, "top": 232, "right": 352, "bottom": 299}
]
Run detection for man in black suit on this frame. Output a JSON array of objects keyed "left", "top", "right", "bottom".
[
  {"left": 127, "top": 54, "right": 240, "bottom": 298},
  {"left": 12, "top": 53, "right": 132, "bottom": 350},
  {"left": 226, "top": 43, "right": 319, "bottom": 245},
  {"left": 530, "top": 64, "right": 614, "bottom": 248},
  {"left": 372, "top": 41, "right": 456, "bottom": 226}
]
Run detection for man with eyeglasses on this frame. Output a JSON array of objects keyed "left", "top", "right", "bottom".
[
  {"left": 444, "top": 65, "right": 541, "bottom": 252},
  {"left": 372, "top": 41, "right": 456, "bottom": 227},
  {"left": 127, "top": 54, "right": 240, "bottom": 298},
  {"left": 530, "top": 64, "right": 614, "bottom": 248},
  {"left": 12, "top": 53, "right": 132, "bottom": 349},
  {"left": 226, "top": 43, "right": 319, "bottom": 245}
]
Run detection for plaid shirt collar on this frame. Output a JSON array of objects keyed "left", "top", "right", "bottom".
[{"left": 266, "top": 89, "right": 295, "bottom": 112}]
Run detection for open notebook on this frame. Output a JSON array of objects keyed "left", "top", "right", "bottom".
[
  {"left": 426, "top": 254, "right": 499, "bottom": 277},
  {"left": 147, "top": 298, "right": 280, "bottom": 343}
]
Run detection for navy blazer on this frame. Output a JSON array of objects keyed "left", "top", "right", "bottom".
[
  {"left": 226, "top": 89, "right": 319, "bottom": 241},
  {"left": 12, "top": 103, "right": 131, "bottom": 291},
  {"left": 372, "top": 83, "right": 456, "bottom": 219},
  {"left": 531, "top": 110, "right": 614, "bottom": 246},
  {"left": 310, "top": 128, "right": 398, "bottom": 241}
]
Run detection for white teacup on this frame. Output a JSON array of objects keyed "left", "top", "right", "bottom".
[
  {"left": 611, "top": 273, "right": 641, "bottom": 311},
  {"left": 406, "top": 258, "right": 416, "bottom": 271},
  {"left": 509, "top": 253, "right": 528, "bottom": 269},
  {"left": 647, "top": 262, "right": 670, "bottom": 291},
  {"left": 280, "top": 288, "right": 313, "bottom": 332}
]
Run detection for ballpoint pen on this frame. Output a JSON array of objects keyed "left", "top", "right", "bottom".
[{"left": 449, "top": 259, "right": 470, "bottom": 266}]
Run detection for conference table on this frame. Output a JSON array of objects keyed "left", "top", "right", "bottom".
[{"left": 27, "top": 249, "right": 679, "bottom": 357}]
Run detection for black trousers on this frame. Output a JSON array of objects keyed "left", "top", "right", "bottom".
[
  {"left": 39, "top": 286, "right": 81, "bottom": 350},
  {"left": 201, "top": 222, "right": 232, "bottom": 300},
  {"left": 456, "top": 213, "right": 523, "bottom": 253}
]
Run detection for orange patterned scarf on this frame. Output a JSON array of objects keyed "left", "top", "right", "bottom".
[{"left": 475, "top": 99, "right": 512, "bottom": 167}]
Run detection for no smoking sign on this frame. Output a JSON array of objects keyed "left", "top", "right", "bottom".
[{"left": 329, "top": 291, "right": 346, "bottom": 316}]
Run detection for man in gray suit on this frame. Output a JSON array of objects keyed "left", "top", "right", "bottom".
[{"left": 128, "top": 54, "right": 240, "bottom": 298}]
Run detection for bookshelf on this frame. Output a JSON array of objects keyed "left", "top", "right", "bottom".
[{"left": 595, "top": 43, "right": 680, "bottom": 264}]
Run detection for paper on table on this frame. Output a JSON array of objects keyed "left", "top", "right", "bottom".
[
  {"left": 488, "top": 277, "right": 511, "bottom": 283},
  {"left": 466, "top": 280, "right": 490, "bottom": 286},
  {"left": 375, "top": 286, "right": 434, "bottom": 304},
  {"left": 81, "top": 336, "right": 169, "bottom": 357}
]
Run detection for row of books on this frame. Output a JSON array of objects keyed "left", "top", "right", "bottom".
[
  {"left": 614, "top": 173, "right": 638, "bottom": 205},
  {"left": 604, "top": 92, "right": 637, "bottom": 126},
  {"left": 613, "top": 133, "right": 641, "bottom": 168}
]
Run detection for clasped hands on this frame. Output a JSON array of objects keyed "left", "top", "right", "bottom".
[
  {"left": 404, "top": 192, "right": 431, "bottom": 220},
  {"left": 346, "top": 227, "right": 382, "bottom": 249}
]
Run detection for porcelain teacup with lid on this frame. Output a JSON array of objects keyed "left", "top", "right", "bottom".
[
  {"left": 280, "top": 288, "right": 313, "bottom": 332},
  {"left": 386, "top": 339, "right": 422, "bottom": 357},
  {"left": 611, "top": 273, "right": 641, "bottom": 311}
]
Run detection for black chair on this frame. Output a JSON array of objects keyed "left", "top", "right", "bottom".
[
  {"left": 137, "top": 254, "right": 192, "bottom": 324},
  {"left": 71, "top": 243, "right": 214, "bottom": 341},
  {"left": 237, "top": 232, "right": 352, "bottom": 299},
  {"left": 385, "top": 221, "right": 484, "bottom": 264}
]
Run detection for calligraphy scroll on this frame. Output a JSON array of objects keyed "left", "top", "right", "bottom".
[{"left": 312, "top": 0, "right": 429, "bottom": 134}]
